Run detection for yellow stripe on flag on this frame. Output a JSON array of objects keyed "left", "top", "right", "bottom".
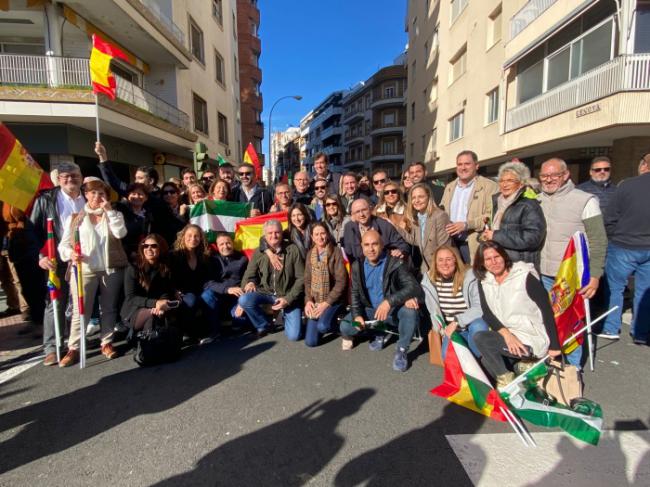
[
  {"left": 0, "top": 141, "right": 43, "bottom": 210},
  {"left": 447, "top": 377, "right": 496, "bottom": 419},
  {"left": 89, "top": 48, "right": 112, "bottom": 88}
]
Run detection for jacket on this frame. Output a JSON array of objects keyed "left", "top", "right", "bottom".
[
  {"left": 241, "top": 242, "right": 305, "bottom": 306},
  {"left": 206, "top": 250, "right": 248, "bottom": 295},
  {"left": 350, "top": 255, "right": 422, "bottom": 318},
  {"left": 122, "top": 264, "right": 175, "bottom": 321},
  {"left": 373, "top": 202, "right": 406, "bottom": 230},
  {"left": 343, "top": 216, "right": 410, "bottom": 263},
  {"left": 169, "top": 251, "right": 217, "bottom": 296},
  {"left": 0, "top": 203, "right": 40, "bottom": 262},
  {"left": 231, "top": 185, "right": 273, "bottom": 213},
  {"left": 310, "top": 172, "right": 341, "bottom": 195},
  {"left": 398, "top": 208, "right": 451, "bottom": 275},
  {"left": 304, "top": 245, "right": 348, "bottom": 306},
  {"left": 421, "top": 269, "right": 483, "bottom": 331},
  {"left": 577, "top": 179, "right": 616, "bottom": 215},
  {"left": 604, "top": 173, "right": 650, "bottom": 250},
  {"left": 440, "top": 175, "right": 499, "bottom": 261},
  {"left": 490, "top": 188, "right": 546, "bottom": 269},
  {"left": 115, "top": 202, "right": 153, "bottom": 260}
]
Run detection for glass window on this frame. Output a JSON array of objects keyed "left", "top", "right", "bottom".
[
  {"left": 546, "top": 47, "right": 570, "bottom": 90},
  {"left": 212, "top": 0, "right": 223, "bottom": 25},
  {"left": 384, "top": 85, "right": 395, "bottom": 98},
  {"left": 218, "top": 112, "right": 229, "bottom": 145},
  {"left": 451, "top": 0, "right": 468, "bottom": 23},
  {"left": 449, "top": 111, "right": 464, "bottom": 142},
  {"left": 486, "top": 88, "right": 499, "bottom": 124},
  {"left": 571, "top": 20, "right": 612, "bottom": 77},
  {"left": 193, "top": 93, "right": 208, "bottom": 134},
  {"left": 383, "top": 112, "right": 396, "bottom": 126},
  {"left": 382, "top": 139, "right": 396, "bottom": 154},
  {"left": 518, "top": 61, "right": 543, "bottom": 103},
  {"left": 449, "top": 46, "right": 467, "bottom": 84},
  {"left": 189, "top": 17, "right": 204, "bottom": 64},
  {"left": 215, "top": 50, "right": 225, "bottom": 85},
  {"left": 635, "top": 6, "right": 650, "bottom": 53},
  {"left": 488, "top": 5, "right": 502, "bottom": 47}
]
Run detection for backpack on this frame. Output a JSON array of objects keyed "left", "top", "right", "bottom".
[{"left": 132, "top": 317, "right": 182, "bottom": 367}]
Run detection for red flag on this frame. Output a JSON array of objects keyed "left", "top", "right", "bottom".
[
  {"left": 234, "top": 211, "right": 288, "bottom": 259},
  {"left": 243, "top": 143, "right": 262, "bottom": 180},
  {"left": 89, "top": 34, "right": 129, "bottom": 100}
]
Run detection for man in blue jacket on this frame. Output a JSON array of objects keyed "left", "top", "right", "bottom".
[{"left": 577, "top": 156, "right": 616, "bottom": 217}]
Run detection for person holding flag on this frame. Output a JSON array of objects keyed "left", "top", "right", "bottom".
[{"left": 231, "top": 160, "right": 272, "bottom": 216}]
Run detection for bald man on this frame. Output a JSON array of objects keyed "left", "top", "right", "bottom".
[{"left": 339, "top": 230, "right": 422, "bottom": 372}]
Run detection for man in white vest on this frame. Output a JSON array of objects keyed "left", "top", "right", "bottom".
[{"left": 538, "top": 158, "right": 607, "bottom": 368}]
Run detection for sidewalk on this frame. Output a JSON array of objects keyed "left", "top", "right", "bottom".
[{"left": 0, "top": 292, "right": 42, "bottom": 366}]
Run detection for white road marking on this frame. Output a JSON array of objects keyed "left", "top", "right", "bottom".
[
  {"left": 0, "top": 355, "right": 43, "bottom": 386},
  {"left": 447, "top": 431, "right": 650, "bottom": 486}
]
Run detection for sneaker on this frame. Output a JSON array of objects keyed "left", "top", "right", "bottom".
[
  {"left": 199, "top": 336, "right": 216, "bottom": 345},
  {"left": 101, "top": 343, "right": 118, "bottom": 360},
  {"left": 369, "top": 334, "right": 386, "bottom": 352},
  {"left": 392, "top": 347, "right": 409, "bottom": 372},
  {"left": 43, "top": 352, "right": 58, "bottom": 366},
  {"left": 59, "top": 349, "right": 79, "bottom": 368},
  {"left": 633, "top": 337, "right": 647, "bottom": 345},
  {"left": 86, "top": 321, "right": 100, "bottom": 336},
  {"left": 596, "top": 332, "right": 619, "bottom": 340},
  {"left": 496, "top": 372, "right": 516, "bottom": 390},
  {"left": 341, "top": 337, "right": 354, "bottom": 351}
]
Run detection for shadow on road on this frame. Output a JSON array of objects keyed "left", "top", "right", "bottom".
[
  {"left": 153, "top": 388, "right": 376, "bottom": 487},
  {"left": 0, "top": 339, "right": 274, "bottom": 474}
]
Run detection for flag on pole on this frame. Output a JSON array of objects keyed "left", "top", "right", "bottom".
[
  {"left": 549, "top": 232, "right": 590, "bottom": 354},
  {"left": 502, "top": 363, "right": 603, "bottom": 445},
  {"left": 73, "top": 228, "right": 85, "bottom": 315},
  {"left": 234, "top": 211, "right": 288, "bottom": 259},
  {"left": 431, "top": 333, "right": 508, "bottom": 422},
  {"left": 243, "top": 142, "right": 262, "bottom": 180},
  {"left": 216, "top": 154, "right": 228, "bottom": 166},
  {"left": 46, "top": 219, "right": 61, "bottom": 301},
  {"left": 0, "top": 124, "right": 52, "bottom": 212},
  {"left": 189, "top": 199, "right": 251, "bottom": 242},
  {"left": 89, "top": 34, "right": 129, "bottom": 99}
]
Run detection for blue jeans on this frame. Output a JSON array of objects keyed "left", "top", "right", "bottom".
[
  {"left": 542, "top": 274, "right": 581, "bottom": 368},
  {"left": 305, "top": 303, "right": 341, "bottom": 347},
  {"left": 238, "top": 292, "right": 303, "bottom": 340},
  {"left": 182, "top": 289, "right": 220, "bottom": 337},
  {"left": 340, "top": 305, "right": 419, "bottom": 350},
  {"left": 604, "top": 244, "right": 650, "bottom": 341},
  {"left": 442, "top": 318, "right": 489, "bottom": 359}
]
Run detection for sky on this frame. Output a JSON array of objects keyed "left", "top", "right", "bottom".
[{"left": 259, "top": 0, "right": 408, "bottom": 146}]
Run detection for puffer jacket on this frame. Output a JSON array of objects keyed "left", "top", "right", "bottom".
[{"left": 491, "top": 188, "right": 546, "bottom": 269}]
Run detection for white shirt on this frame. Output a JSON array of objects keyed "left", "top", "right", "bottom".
[
  {"left": 242, "top": 184, "right": 256, "bottom": 201},
  {"left": 582, "top": 197, "right": 601, "bottom": 220},
  {"left": 56, "top": 189, "right": 85, "bottom": 226},
  {"left": 449, "top": 178, "right": 476, "bottom": 223}
]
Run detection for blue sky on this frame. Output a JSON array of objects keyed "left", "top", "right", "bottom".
[{"left": 259, "top": 0, "right": 407, "bottom": 143}]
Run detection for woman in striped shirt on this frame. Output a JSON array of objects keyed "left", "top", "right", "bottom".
[{"left": 422, "top": 245, "right": 488, "bottom": 358}]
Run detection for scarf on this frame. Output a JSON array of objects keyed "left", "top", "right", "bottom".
[
  {"left": 75, "top": 204, "right": 112, "bottom": 273},
  {"left": 310, "top": 246, "right": 331, "bottom": 304},
  {"left": 493, "top": 189, "right": 521, "bottom": 231}
]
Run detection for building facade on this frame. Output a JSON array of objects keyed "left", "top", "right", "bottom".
[
  {"left": 270, "top": 126, "right": 300, "bottom": 181},
  {"left": 406, "top": 0, "right": 650, "bottom": 181},
  {"left": 236, "top": 0, "right": 263, "bottom": 165},
  {"left": 0, "top": 0, "right": 241, "bottom": 181}
]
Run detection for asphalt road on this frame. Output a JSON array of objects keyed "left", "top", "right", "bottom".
[{"left": 0, "top": 322, "right": 648, "bottom": 486}]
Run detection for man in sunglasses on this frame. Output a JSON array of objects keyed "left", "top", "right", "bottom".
[
  {"left": 311, "top": 177, "right": 328, "bottom": 220},
  {"left": 370, "top": 169, "right": 388, "bottom": 205},
  {"left": 231, "top": 163, "right": 273, "bottom": 215},
  {"left": 577, "top": 156, "right": 616, "bottom": 216},
  {"left": 200, "top": 169, "right": 217, "bottom": 192}
]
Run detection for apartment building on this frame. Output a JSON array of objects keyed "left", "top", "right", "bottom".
[
  {"left": 236, "top": 0, "right": 263, "bottom": 164},
  {"left": 270, "top": 126, "right": 300, "bottom": 181},
  {"left": 300, "top": 91, "right": 347, "bottom": 174},
  {"left": 0, "top": 0, "right": 241, "bottom": 181},
  {"left": 342, "top": 63, "right": 407, "bottom": 178},
  {"left": 406, "top": 0, "right": 650, "bottom": 181}
]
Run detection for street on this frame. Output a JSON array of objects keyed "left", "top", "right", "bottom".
[{"left": 0, "top": 316, "right": 648, "bottom": 486}]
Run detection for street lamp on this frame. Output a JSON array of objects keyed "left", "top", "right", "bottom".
[{"left": 268, "top": 95, "right": 302, "bottom": 183}]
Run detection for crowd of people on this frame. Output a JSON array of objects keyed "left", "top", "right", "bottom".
[{"left": 0, "top": 146, "right": 648, "bottom": 388}]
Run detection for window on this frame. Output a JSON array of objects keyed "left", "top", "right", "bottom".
[
  {"left": 233, "top": 55, "right": 239, "bottom": 81},
  {"left": 253, "top": 80, "right": 261, "bottom": 96},
  {"left": 449, "top": 110, "right": 464, "bottom": 142},
  {"left": 449, "top": 45, "right": 467, "bottom": 84},
  {"left": 382, "top": 139, "right": 396, "bottom": 154},
  {"left": 421, "top": 134, "right": 427, "bottom": 152},
  {"left": 411, "top": 60, "right": 416, "bottom": 84},
  {"left": 212, "top": 0, "right": 223, "bottom": 25},
  {"left": 384, "top": 85, "right": 395, "bottom": 98},
  {"left": 383, "top": 111, "right": 396, "bottom": 126},
  {"left": 111, "top": 61, "right": 139, "bottom": 86},
  {"left": 411, "top": 102, "right": 415, "bottom": 121},
  {"left": 193, "top": 93, "right": 208, "bottom": 134},
  {"left": 488, "top": 4, "right": 502, "bottom": 48},
  {"left": 215, "top": 50, "right": 225, "bottom": 85},
  {"left": 250, "top": 20, "right": 258, "bottom": 37},
  {"left": 635, "top": 5, "right": 650, "bottom": 52},
  {"left": 254, "top": 109, "right": 262, "bottom": 123},
  {"left": 517, "top": 47, "right": 544, "bottom": 103},
  {"left": 410, "top": 143, "right": 414, "bottom": 158},
  {"left": 218, "top": 112, "right": 229, "bottom": 145},
  {"left": 189, "top": 17, "right": 204, "bottom": 64},
  {"left": 232, "top": 11, "right": 237, "bottom": 39},
  {"left": 451, "top": 0, "right": 468, "bottom": 23},
  {"left": 486, "top": 87, "right": 499, "bottom": 124}
]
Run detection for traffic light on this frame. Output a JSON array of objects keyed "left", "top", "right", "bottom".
[{"left": 193, "top": 142, "right": 208, "bottom": 172}]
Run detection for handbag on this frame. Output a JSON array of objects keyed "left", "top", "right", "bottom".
[
  {"left": 538, "top": 358, "right": 583, "bottom": 406},
  {"left": 428, "top": 329, "right": 444, "bottom": 367},
  {"left": 132, "top": 317, "right": 182, "bottom": 367}
]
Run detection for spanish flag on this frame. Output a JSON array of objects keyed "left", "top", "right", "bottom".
[
  {"left": 234, "top": 211, "right": 288, "bottom": 259},
  {"left": 243, "top": 142, "right": 262, "bottom": 180},
  {"left": 89, "top": 34, "right": 129, "bottom": 100},
  {"left": 0, "top": 123, "right": 52, "bottom": 212}
]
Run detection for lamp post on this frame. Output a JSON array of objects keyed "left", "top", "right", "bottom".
[{"left": 268, "top": 95, "right": 302, "bottom": 184}]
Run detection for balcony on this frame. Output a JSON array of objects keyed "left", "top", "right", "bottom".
[
  {"left": 310, "top": 105, "right": 343, "bottom": 128},
  {"left": 509, "top": 0, "right": 558, "bottom": 39},
  {"left": 344, "top": 132, "right": 365, "bottom": 145},
  {"left": 343, "top": 107, "right": 364, "bottom": 122},
  {"left": 370, "top": 95, "right": 404, "bottom": 109},
  {"left": 322, "top": 145, "right": 344, "bottom": 157},
  {"left": 370, "top": 124, "right": 404, "bottom": 136},
  {"left": 320, "top": 124, "right": 343, "bottom": 141},
  {"left": 370, "top": 149, "right": 404, "bottom": 162},
  {"left": 505, "top": 54, "right": 650, "bottom": 132},
  {"left": 0, "top": 54, "right": 190, "bottom": 131}
]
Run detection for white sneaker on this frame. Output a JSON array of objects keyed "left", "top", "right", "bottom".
[{"left": 86, "top": 323, "right": 100, "bottom": 335}]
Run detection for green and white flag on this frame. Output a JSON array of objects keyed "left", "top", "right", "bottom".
[
  {"left": 189, "top": 200, "right": 251, "bottom": 242},
  {"left": 502, "top": 363, "right": 603, "bottom": 445}
]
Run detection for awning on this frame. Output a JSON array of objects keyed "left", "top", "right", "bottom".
[{"left": 503, "top": 0, "right": 599, "bottom": 69}]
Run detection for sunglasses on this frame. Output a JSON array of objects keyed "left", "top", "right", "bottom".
[
  {"left": 238, "top": 172, "right": 253, "bottom": 177},
  {"left": 202, "top": 176, "right": 215, "bottom": 181},
  {"left": 373, "top": 178, "right": 387, "bottom": 185},
  {"left": 162, "top": 190, "right": 177, "bottom": 195},
  {"left": 141, "top": 243, "right": 159, "bottom": 249},
  {"left": 325, "top": 202, "right": 338, "bottom": 207},
  {"left": 592, "top": 167, "right": 611, "bottom": 173},
  {"left": 315, "top": 185, "right": 327, "bottom": 190},
  {"left": 384, "top": 189, "right": 399, "bottom": 195}
]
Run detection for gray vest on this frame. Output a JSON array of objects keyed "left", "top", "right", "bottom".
[{"left": 538, "top": 181, "right": 593, "bottom": 277}]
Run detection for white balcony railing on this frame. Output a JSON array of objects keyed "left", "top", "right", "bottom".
[
  {"left": 137, "top": 0, "right": 186, "bottom": 47},
  {"left": 0, "top": 53, "right": 190, "bottom": 131},
  {"left": 506, "top": 54, "right": 650, "bottom": 132},
  {"left": 510, "top": 0, "right": 558, "bottom": 39}
]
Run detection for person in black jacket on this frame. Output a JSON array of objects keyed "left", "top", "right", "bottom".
[
  {"left": 339, "top": 230, "right": 422, "bottom": 372},
  {"left": 343, "top": 198, "right": 410, "bottom": 263},
  {"left": 115, "top": 183, "right": 154, "bottom": 262},
  {"left": 481, "top": 161, "right": 546, "bottom": 269},
  {"left": 230, "top": 164, "right": 273, "bottom": 215},
  {"left": 577, "top": 156, "right": 616, "bottom": 218}
]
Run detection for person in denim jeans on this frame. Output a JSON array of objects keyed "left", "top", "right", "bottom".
[
  {"left": 303, "top": 222, "right": 348, "bottom": 347},
  {"left": 234, "top": 220, "right": 304, "bottom": 339}
]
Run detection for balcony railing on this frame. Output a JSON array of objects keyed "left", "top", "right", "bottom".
[
  {"left": 137, "top": 0, "right": 186, "bottom": 47},
  {"left": 510, "top": 0, "right": 558, "bottom": 39},
  {"left": 0, "top": 53, "right": 190, "bottom": 131},
  {"left": 506, "top": 54, "right": 650, "bottom": 132}
]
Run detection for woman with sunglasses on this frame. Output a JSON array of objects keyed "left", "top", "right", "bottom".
[
  {"left": 310, "top": 177, "right": 329, "bottom": 220},
  {"left": 209, "top": 179, "right": 231, "bottom": 201},
  {"left": 323, "top": 194, "right": 350, "bottom": 247},
  {"left": 122, "top": 234, "right": 177, "bottom": 335},
  {"left": 373, "top": 181, "right": 406, "bottom": 230}
]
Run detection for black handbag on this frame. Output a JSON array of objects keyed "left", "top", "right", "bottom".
[{"left": 132, "top": 318, "right": 182, "bottom": 367}]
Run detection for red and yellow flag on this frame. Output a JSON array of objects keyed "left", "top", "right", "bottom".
[
  {"left": 0, "top": 123, "right": 52, "bottom": 212},
  {"left": 243, "top": 142, "right": 262, "bottom": 180},
  {"left": 89, "top": 34, "right": 129, "bottom": 99},
  {"left": 234, "top": 211, "right": 288, "bottom": 259}
]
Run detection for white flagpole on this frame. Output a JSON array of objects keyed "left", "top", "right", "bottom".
[
  {"left": 501, "top": 406, "right": 537, "bottom": 447},
  {"left": 584, "top": 298, "right": 595, "bottom": 371},
  {"left": 52, "top": 300, "right": 62, "bottom": 364},
  {"left": 94, "top": 94, "right": 101, "bottom": 143},
  {"left": 499, "top": 406, "right": 530, "bottom": 446}
]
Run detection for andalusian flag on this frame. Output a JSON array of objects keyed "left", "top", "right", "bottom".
[
  {"left": 431, "top": 333, "right": 508, "bottom": 422},
  {"left": 243, "top": 143, "right": 262, "bottom": 180},
  {"left": 46, "top": 218, "right": 61, "bottom": 301},
  {"left": 89, "top": 34, "right": 129, "bottom": 99},
  {"left": 502, "top": 363, "right": 603, "bottom": 445},
  {"left": 0, "top": 123, "right": 52, "bottom": 212},
  {"left": 549, "top": 232, "right": 590, "bottom": 354},
  {"left": 189, "top": 199, "right": 251, "bottom": 243},
  {"left": 234, "top": 211, "right": 288, "bottom": 259}
]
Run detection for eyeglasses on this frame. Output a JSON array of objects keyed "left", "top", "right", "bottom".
[
  {"left": 238, "top": 172, "right": 253, "bottom": 177},
  {"left": 499, "top": 179, "right": 519, "bottom": 185},
  {"left": 202, "top": 176, "right": 215, "bottom": 181},
  {"left": 325, "top": 202, "right": 338, "bottom": 208},
  {"left": 539, "top": 172, "right": 564, "bottom": 180},
  {"left": 162, "top": 190, "right": 177, "bottom": 195},
  {"left": 373, "top": 178, "right": 387, "bottom": 185},
  {"left": 384, "top": 189, "right": 398, "bottom": 195},
  {"left": 141, "top": 243, "right": 159, "bottom": 249},
  {"left": 315, "top": 185, "right": 327, "bottom": 190},
  {"left": 592, "top": 167, "right": 611, "bottom": 173}
]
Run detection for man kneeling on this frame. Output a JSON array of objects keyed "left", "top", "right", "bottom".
[{"left": 340, "top": 230, "right": 421, "bottom": 372}]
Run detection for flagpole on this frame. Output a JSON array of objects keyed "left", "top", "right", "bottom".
[
  {"left": 584, "top": 298, "right": 595, "bottom": 372},
  {"left": 47, "top": 218, "right": 62, "bottom": 364},
  {"left": 94, "top": 94, "right": 101, "bottom": 143},
  {"left": 74, "top": 228, "right": 86, "bottom": 369}
]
